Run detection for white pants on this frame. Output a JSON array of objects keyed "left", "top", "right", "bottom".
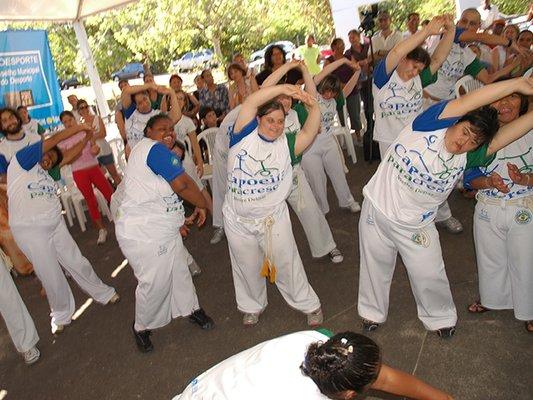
[
  {"left": 211, "top": 140, "right": 228, "bottom": 228},
  {"left": 378, "top": 140, "right": 452, "bottom": 222},
  {"left": 223, "top": 202, "right": 321, "bottom": 314},
  {"left": 0, "top": 258, "right": 39, "bottom": 353},
  {"left": 357, "top": 199, "right": 457, "bottom": 330},
  {"left": 118, "top": 235, "right": 200, "bottom": 331},
  {"left": 287, "top": 165, "right": 336, "bottom": 257},
  {"left": 474, "top": 200, "right": 533, "bottom": 320},
  {"left": 301, "top": 134, "right": 355, "bottom": 215},
  {"left": 11, "top": 219, "right": 116, "bottom": 328}
]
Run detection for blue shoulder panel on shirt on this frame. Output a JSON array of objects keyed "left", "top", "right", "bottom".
[
  {"left": 229, "top": 118, "right": 258, "bottom": 148},
  {"left": 15, "top": 140, "right": 43, "bottom": 171},
  {"left": 123, "top": 102, "right": 137, "bottom": 119},
  {"left": 454, "top": 28, "right": 466, "bottom": 44},
  {"left": 0, "top": 154, "right": 8, "bottom": 174},
  {"left": 412, "top": 101, "right": 459, "bottom": 132},
  {"left": 146, "top": 142, "right": 185, "bottom": 182},
  {"left": 373, "top": 58, "right": 395, "bottom": 89},
  {"left": 463, "top": 167, "right": 486, "bottom": 190}
]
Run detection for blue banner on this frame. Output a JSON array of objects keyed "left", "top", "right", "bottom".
[{"left": 0, "top": 29, "right": 63, "bottom": 130}]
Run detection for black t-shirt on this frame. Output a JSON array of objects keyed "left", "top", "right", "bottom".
[{"left": 255, "top": 67, "right": 303, "bottom": 86}]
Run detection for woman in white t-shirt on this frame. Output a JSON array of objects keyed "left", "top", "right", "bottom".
[
  {"left": 77, "top": 99, "right": 122, "bottom": 186},
  {"left": 175, "top": 330, "right": 453, "bottom": 400}
]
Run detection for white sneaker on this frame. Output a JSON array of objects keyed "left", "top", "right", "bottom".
[
  {"left": 437, "top": 217, "right": 463, "bottom": 234},
  {"left": 242, "top": 312, "right": 260, "bottom": 326},
  {"left": 51, "top": 321, "right": 64, "bottom": 335},
  {"left": 97, "top": 229, "right": 108, "bottom": 245},
  {"left": 108, "top": 292, "right": 120, "bottom": 304},
  {"left": 328, "top": 248, "right": 344, "bottom": 264},
  {"left": 210, "top": 227, "right": 225, "bottom": 244},
  {"left": 306, "top": 308, "right": 324, "bottom": 327},
  {"left": 349, "top": 201, "right": 361, "bottom": 213},
  {"left": 188, "top": 260, "right": 202, "bottom": 276},
  {"left": 23, "top": 346, "right": 40, "bottom": 365}
]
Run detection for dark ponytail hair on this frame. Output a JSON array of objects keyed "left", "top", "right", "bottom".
[
  {"left": 301, "top": 332, "right": 381, "bottom": 397},
  {"left": 143, "top": 113, "right": 170, "bottom": 136}
]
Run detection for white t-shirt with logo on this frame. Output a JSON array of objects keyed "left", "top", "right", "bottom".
[
  {"left": 317, "top": 95, "right": 336, "bottom": 137},
  {"left": 372, "top": 58, "right": 435, "bottom": 144},
  {"left": 225, "top": 118, "right": 293, "bottom": 219},
  {"left": 174, "top": 330, "right": 330, "bottom": 400},
  {"left": 285, "top": 109, "right": 301, "bottom": 134},
  {"left": 115, "top": 138, "right": 186, "bottom": 242},
  {"left": 0, "top": 132, "right": 42, "bottom": 174},
  {"left": 364, "top": 101, "right": 466, "bottom": 228},
  {"left": 7, "top": 141, "right": 61, "bottom": 226},
  {"left": 124, "top": 105, "right": 160, "bottom": 150}
]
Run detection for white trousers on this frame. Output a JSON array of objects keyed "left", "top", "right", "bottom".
[
  {"left": 211, "top": 140, "right": 228, "bottom": 228},
  {"left": 117, "top": 235, "right": 200, "bottom": 331},
  {"left": 474, "top": 201, "right": 533, "bottom": 320},
  {"left": 357, "top": 199, "right": 457, "bottom": 330},
  {"left": 301, "top": 134, "right": 355, "bottom": 215},
  {"left": 287, "top": 165, "right": 336, "bottom": 257},
  {"left": 378, "top": 140, "right": 452, "bottom": 222},
  {"left": 223, "top": 202, "right": 321, "bottom": 314},
  {"left": 11, "top": 220, "right": 116, "bottom": 328},
  {"left": 0, "top": 258, "right": 39, "bottom": 353}
]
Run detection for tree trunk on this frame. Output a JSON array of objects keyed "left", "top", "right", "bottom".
[{"left": 212, "top": 36, "right": 223, "bottom": 65}]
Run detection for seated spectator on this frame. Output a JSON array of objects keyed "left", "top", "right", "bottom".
[
  {"left": 198, "top": 69, "right": 230, "bottom": 123},
  {"left": 192, "top": 74, "right": 205, "bottom": 100},
  {"left": 143, "top": 74, "right": 164, "bottom": 110},
  {"left": 255, "top": 44, "right": 303, "bottom": 86},
  {"left": 165, "top": 74, "right": 200, "bottom": 120},
  {"left": 16, "top": 106, "right": 45, "bottom": 136},
  {"left": 227, "top": 62, "right": 258, "bottom": 109}
]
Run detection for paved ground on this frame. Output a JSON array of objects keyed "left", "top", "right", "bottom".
[{"left": 1, "top": 147, "right": 532, "bottom": 400}]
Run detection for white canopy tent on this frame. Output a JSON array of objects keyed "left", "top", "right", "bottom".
[{"left": 0, "top": 0, "right": 139, "bottom": 120}]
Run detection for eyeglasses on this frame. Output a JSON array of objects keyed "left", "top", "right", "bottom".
[{"left": 78, "top": 105, "right": 89, "bottom": 110}]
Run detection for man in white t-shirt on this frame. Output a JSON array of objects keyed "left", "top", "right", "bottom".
[
  {"left": 477, "top": 0, "right": 501, "bottom": 30},
  {"left": 121, "top": 83, "right": 180, "bottom": 153},
  {"left": 403, "top": 12, "right": 420, "bottom": 38},
  {"left": 358, "top": 77, "right": 533, "bottom": 338},
  {"left": 371, "top": 11, "right": 403, "bottom": 63}
]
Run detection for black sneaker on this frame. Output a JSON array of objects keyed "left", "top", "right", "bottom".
[
  {"left": 132, "top": 323, "right": 153, "bottom": 352},
  {"left": 188, "top": 308, "right": 215, "bottom": 330},
  {"left": 362, "top": 319, "right": 380, "bottom": 332},
  {"left": 436, "top": 326, "right": 456, "bottom": 338}
]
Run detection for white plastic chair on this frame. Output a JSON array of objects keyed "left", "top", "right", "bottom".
[
  {"left": 197, "top": 128, "right": 219, "bottom": 164},
  {"left": 331, "top": 104, "right": 357, "bottom": 165},
  {"left": 454, "top": 75, "right": 484, "bottom": 98},
  {"left": 108, "top": 138, "right": 127, "bottom": 174},
  {"left": 183, "top": 135, "right": 212, "bottom": 184}
]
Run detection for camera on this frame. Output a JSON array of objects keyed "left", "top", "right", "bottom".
[{"left": 359, "top": 5, "right": 379, "bottom": 34}]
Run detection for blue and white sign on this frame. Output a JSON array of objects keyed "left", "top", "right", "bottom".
[{"left": 0, "top": 30, "right": 63, "bottom": 130}]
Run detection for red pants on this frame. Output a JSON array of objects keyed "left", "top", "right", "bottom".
[{"left": 72, "top": 165, "right": 114, "bottom": 224}]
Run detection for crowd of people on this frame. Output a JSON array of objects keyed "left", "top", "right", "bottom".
[{"left": 1, "top": 3, "right": 532, "bottom": 399}]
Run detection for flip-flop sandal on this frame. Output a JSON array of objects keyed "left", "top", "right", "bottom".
[
  {"left": 467, "top": 300, "right": 490, "bottom": 313},
  {"left": 362, "top": 319, "right": 380, "bottom": 332},
  {"left": 525, "top": 321, "right": 533, "bottom": 333}
]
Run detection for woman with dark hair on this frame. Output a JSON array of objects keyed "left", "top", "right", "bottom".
[
  {"left": 114, "top": 113, "right": 214, "bottom": 353},
  {"left": 255, "top": 44, "right": 303, "bottom": 86},
  {"left": 165, "top": 74, "right": 200, "bottom": 120},
  {"left": 464, "top": 91, "right": 533, "bottom": 333},
  {"left": 223, "top": 83, "right": 323, "bottom": 327},
  {"left": 228, "top": 62, "right": 259, "bottom": 109},
  {"left": 175, "top": 330, "right": 452, "bottom": 399}
]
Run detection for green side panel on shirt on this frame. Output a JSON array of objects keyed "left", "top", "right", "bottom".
[
  {"left": 315, "top": 328, "right": 334, "bottom": 338},
  {"left": 466, "top": 143, "right": 495, "bottom": 170},
  {"left": 151, "top": 93, "right": 164, "bottom": 110},
  {"left": 286, "top": 131, "right": 302, "bottom": 166},
  {"left": 48, "top": 165, "right": 61, "bottom": 181},
  {"left": 420, "top": 67, "right": 438, "bottom": 88},
  {"left": 465, "top": 58, "right": 485, "bottom": 78},
  {"left": 293, "top": 102, "right": 308, "bottom": 127},
  {"left": 335, "top": 92, "right": 345, "bottom": 108},
  {"left": 37, "top": 124, "right": 45, "bottom": 135}
]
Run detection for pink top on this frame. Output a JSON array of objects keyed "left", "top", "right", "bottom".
[{"left": 58, "top": 132, "right": 98, "bottom": 172}]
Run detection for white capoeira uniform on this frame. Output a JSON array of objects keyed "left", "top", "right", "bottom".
[
  {"left": 123, "top": 104, "right": 160, "bottom": 150},
  {"left": 0, "top": 132, "right": 41, "bottom": 174},
  {"left": 223, "top": 118, "right": 321, "bottom": 314},
  {"left": 301, "top": 95, "right": 357, "bottom": 215},
  {"left": 7, "top": 141, "right": 116, "bottom": 329},
  {"left": 284, "top": 109, "right": 337, "bottom": 258},
  {"left": 115, "top": 138, "right": 200, "bottom": 331},
  {"left": 466, "top": 131, "right": 533, "bottom": 321},
  {"left": 174, "top": 330, "right": 331, "bottom": 399},
  {"left": 358, "top": 101, "right": 494, "bottom": 330},
  {"left": 212, "top": 107, "right": 241, "bottom": 229},
  {"left": 0, "top": 257, "right": 39, "bottom": 353},
  {"left": 174, "top": 115, "right": 205, "bottom": 190}
]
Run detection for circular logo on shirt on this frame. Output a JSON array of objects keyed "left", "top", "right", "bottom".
[
  {"left": 171, "top": 156, "right": 179, "bottom": 166},
  {"left": 515, "top": 209, "right": 532, "bottom": 225},
  {"left": 411, "top": 230, "right": 430, "bottom": 248}
]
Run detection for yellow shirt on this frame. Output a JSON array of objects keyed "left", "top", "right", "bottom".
[{"left": 298, "top": 45, "right": 321, "bottom": 75}]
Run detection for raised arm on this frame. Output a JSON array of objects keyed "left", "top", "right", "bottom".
[
  {"left": 429, "top": 16, "right": 456, "bottom": 74},
  {"left": 459, "top": 30, "right": 510, "bottom": 47},
  {"left": 487, "top": 110, "right": 533, "bottom": 155},
  {"left": 44, "top": 124, "right": 91, "bottom": 154},
  {"left": 95, "top": 116, "right": 107, "bottom": 140},
  {"left": 186, "top": 93, "right": 201, "bottom": 118},
  {"left": 234, "top": 84, "right": 301, "bottom": 132},
  {"left": 300, "top": 62, "right": 318, "bottom": 97},
  {"left": 163, "top": 86, "right": 182, "bottom": 125},
  {"left": 475, "top": 57, "right": 523, "bottom": 84},
  {"left": 294, "top": 91, "right": 321, "bottom": 155},
  {"left": 59, "top": 131, "right": 92, "bottom": 168},
  {"left": 342, "top": 61, "right": 361, "bottom": 97},
  {"left": 313, "top": 57, "right": 351, "bottom": 85},
  {"left": 386, "top": 16, "right": 446, "bottom": 74},
  {"left": 441, "top": 76, "right": 533, "bottom": 119},
  {"left": 121, "top": 83, "right": 157, "bottom": 109},
  {"left": 261, "top": 60, "right": 301, "bottom": 88}
]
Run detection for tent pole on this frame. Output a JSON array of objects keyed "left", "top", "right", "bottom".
[{"left": 72, "top": 19, "right": 110, "bottom": 120}]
